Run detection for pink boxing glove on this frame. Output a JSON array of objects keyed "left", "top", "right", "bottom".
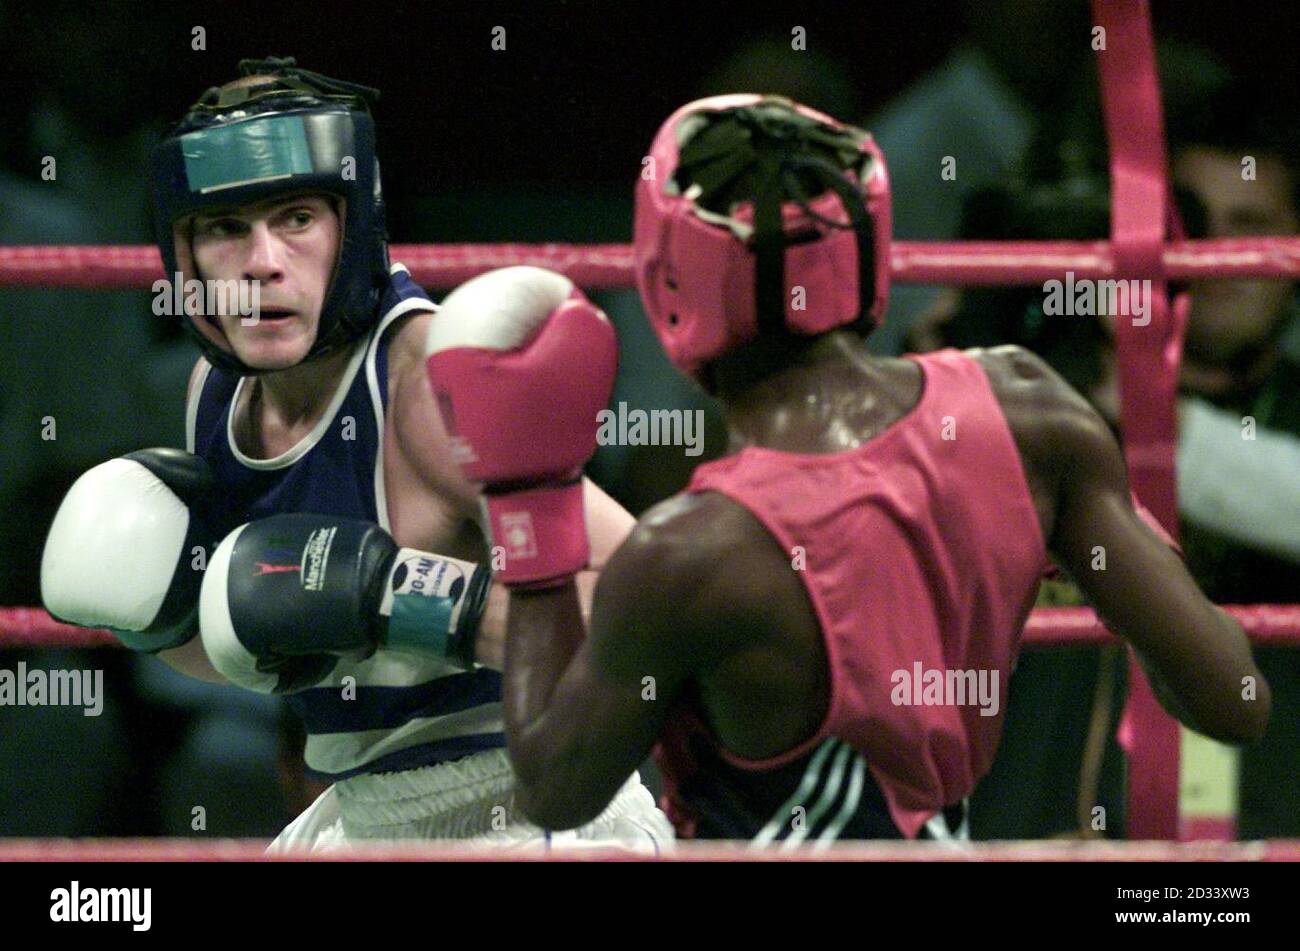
[{"left": 425, "top": 266, "right": 618, "bottom": 587}]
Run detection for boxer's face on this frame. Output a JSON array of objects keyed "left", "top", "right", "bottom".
[
  {"left": 191, "top": 193, "right": 341, "bottom": 371},
  {"left": 1173, "top": 146, "right": 1298, "bottom": 364}
]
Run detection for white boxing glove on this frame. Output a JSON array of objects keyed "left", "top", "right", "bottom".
[{"left": 41, "top": 449, "right": 222, "bottom": 652}]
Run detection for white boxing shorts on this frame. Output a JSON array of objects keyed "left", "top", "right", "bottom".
[{"left": 267, "top": 747, "right": 674, "bottom": 854}]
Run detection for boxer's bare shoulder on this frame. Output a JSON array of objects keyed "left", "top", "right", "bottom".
[
  {"left": 967, "top": 344, "right": 1103, "bottom": 444},
  {"left": 966, "top": 344, "right": 1116, "bottom": 541},
  {"left": 634, "top": 491, "right": 775, "bottom": 566},
  {"left": 602, "top": 491, "right": 799, "bottom": 664}
]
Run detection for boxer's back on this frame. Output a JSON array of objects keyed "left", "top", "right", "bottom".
[{"left": 653, "top": 346, "right": 1057, "bottom": 838}]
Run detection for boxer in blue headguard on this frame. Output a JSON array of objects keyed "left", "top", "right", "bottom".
[
  {"left": 41, "top": 57, "right": 672, "bottom": 851},
  {"left": 150, "top": 56, "right": 391, "bottom": 376}
]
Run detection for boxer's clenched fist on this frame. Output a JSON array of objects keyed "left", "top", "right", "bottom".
[{"left": 200, "top": 514, "right": 492, "bottom": 694}]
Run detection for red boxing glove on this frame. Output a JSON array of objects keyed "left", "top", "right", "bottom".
[{"left": 425, "top": 266, "right": 618, "bottom": 587}]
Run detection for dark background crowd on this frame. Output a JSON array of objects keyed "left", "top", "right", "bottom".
[{"left": 1, "top": 0, "right": 1296, "bottom": 840}]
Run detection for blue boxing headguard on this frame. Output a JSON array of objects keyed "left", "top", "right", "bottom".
[{"left": 150, "top": 57, "right": 389, "bottom": 376}]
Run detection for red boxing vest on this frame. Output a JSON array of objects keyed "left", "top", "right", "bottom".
[{"left": 669, "top": 349, "right": 1051, "bottom": 837}]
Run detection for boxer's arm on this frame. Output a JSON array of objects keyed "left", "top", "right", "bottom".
[
  {"left": 158, "top": 358, "right": 228, "bottom": 683},
  {"left": 505, "top": 521, "right": 703, "bottom": 830},
  {"left": 1049, "top": 401, "right": 1271, "bottom": 745},
  {"left": 389, "top": 315, "right": 504, "bottom": 668},
  {"left": 568, "top": 478, "right": 635, "bottom": 620}
]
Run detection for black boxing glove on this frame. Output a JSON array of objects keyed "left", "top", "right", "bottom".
[{"left": 199, "top": 513, "right": 491, "bottom": 693}]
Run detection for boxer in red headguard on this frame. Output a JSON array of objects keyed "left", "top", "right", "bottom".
[{"left": 428, "top": 96, "right": 1270, "bottom": 844}]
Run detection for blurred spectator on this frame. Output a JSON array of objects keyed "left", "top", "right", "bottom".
[
  {"left": 1166, "top": 81, "right": 1300, "bottom": 838},
  {"left": 869, "top": 11, "right": 1233, "bottom": 356}
]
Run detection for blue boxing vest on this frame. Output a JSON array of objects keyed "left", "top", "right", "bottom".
[{"left": 187, "top": 264, "right": 504, "bottom": 780}]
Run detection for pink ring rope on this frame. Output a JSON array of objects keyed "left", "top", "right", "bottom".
[
  {"left": 5, "top": 605, "right": 1299, "bottom": 651},
  {"left": 1, "top": 838, "right": 1297, "bottom": 862},
  {"left": 3, "top": 238, "right": 1300, "bottom": 290}
]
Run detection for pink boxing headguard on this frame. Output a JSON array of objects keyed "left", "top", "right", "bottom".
[{"left": 634, "top": 94, "right": 891, "bottom": 379}]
